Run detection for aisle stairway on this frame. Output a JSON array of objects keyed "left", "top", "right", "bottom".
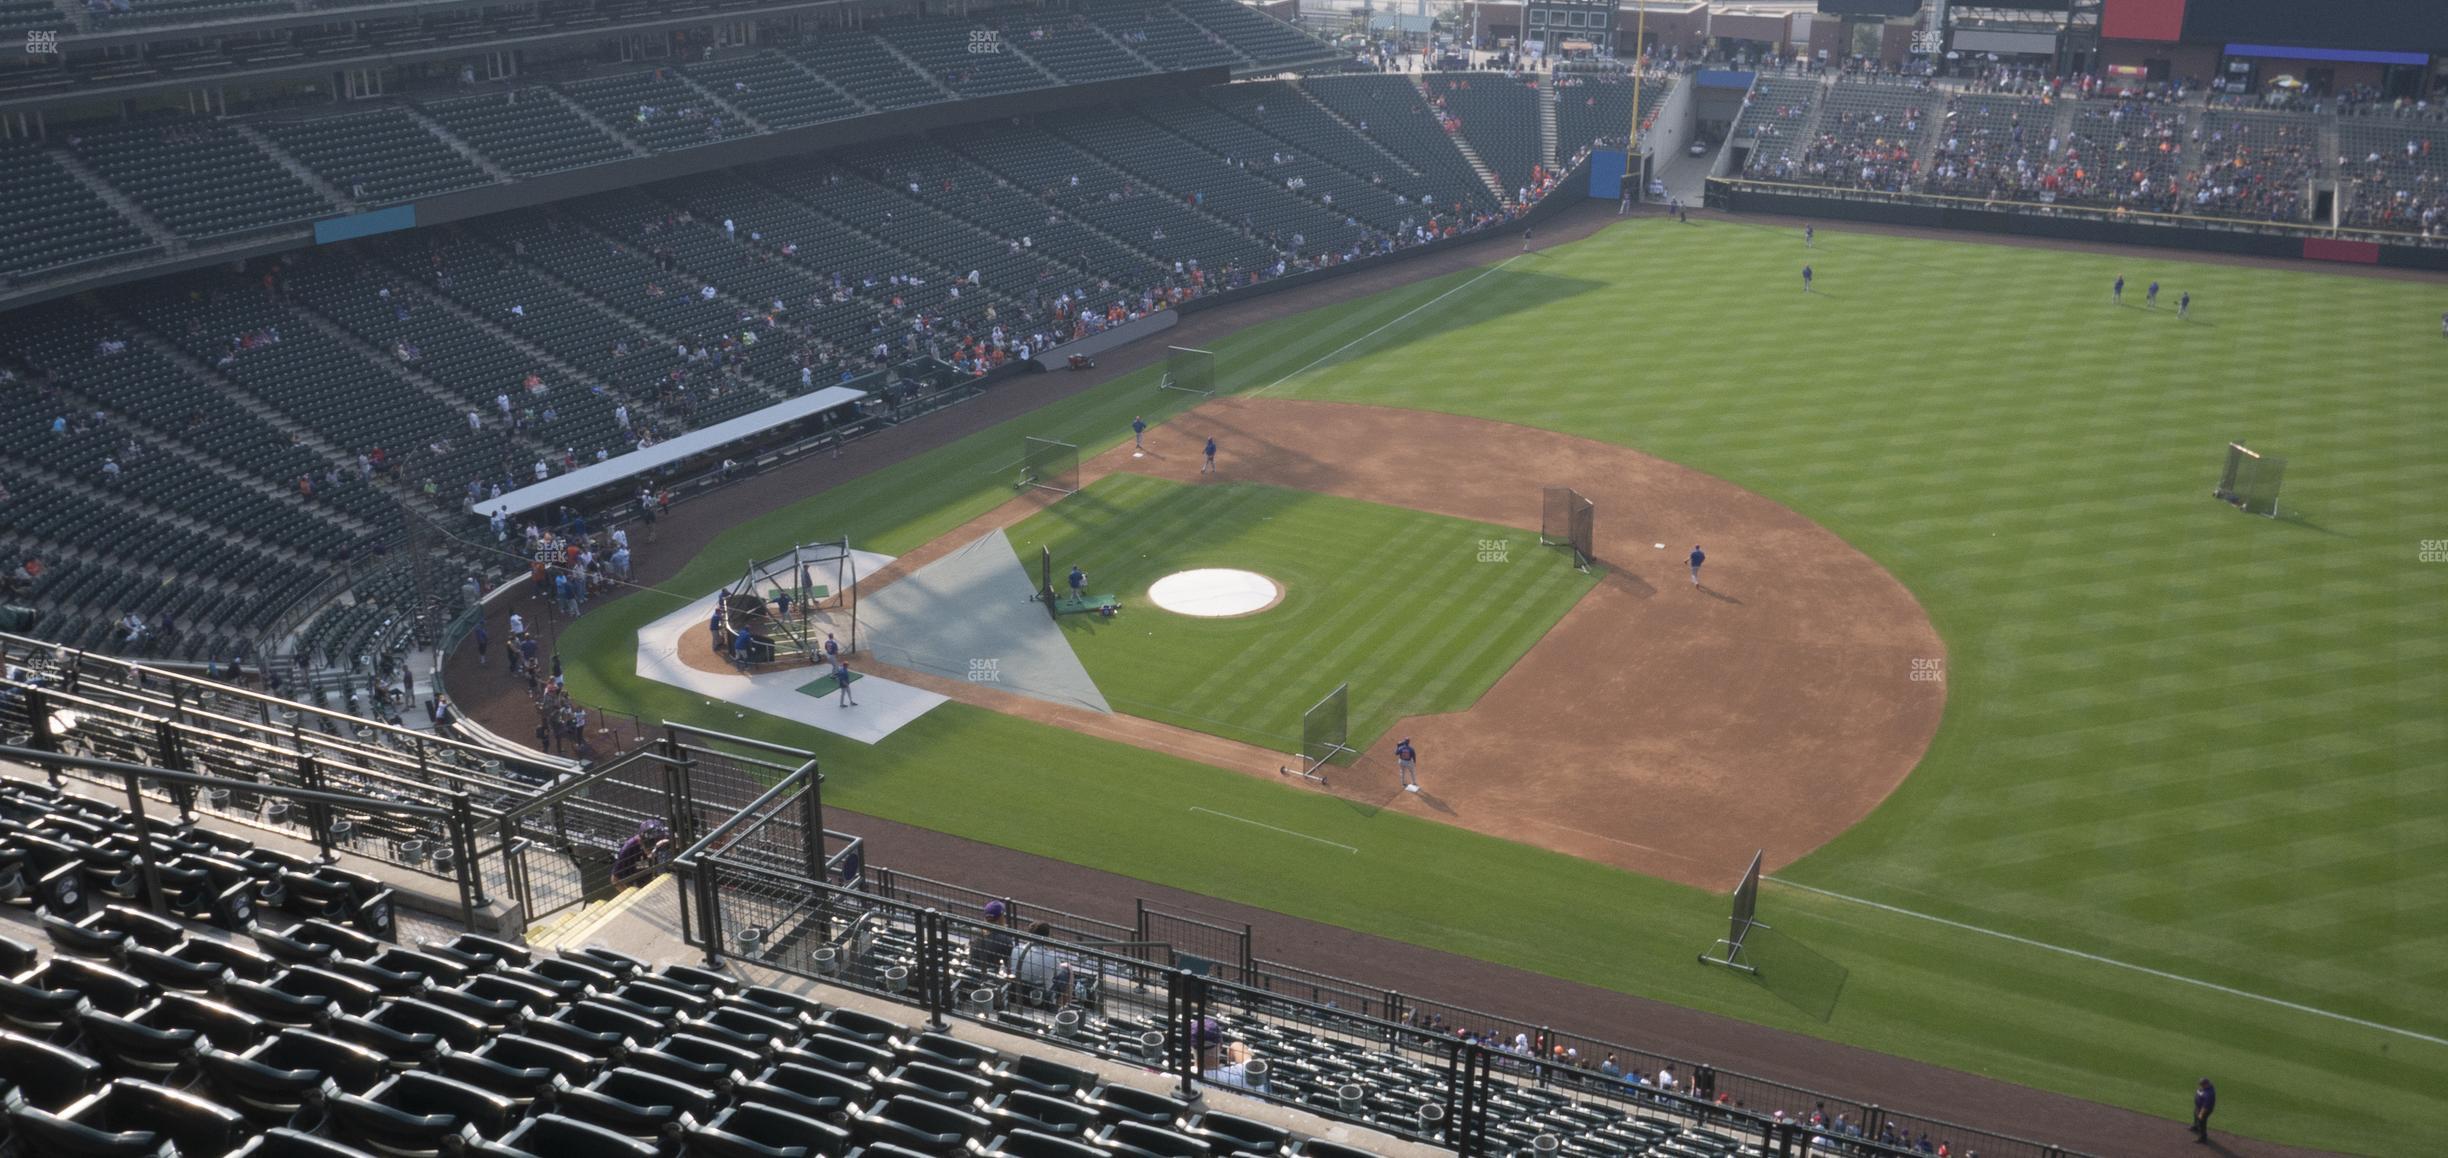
[
  {"left": 1539, "top": 81, "right": 1559, "bottom": 165},
  {"left": 1411, "top": 74, "right": 1509, "bottom": 203}
]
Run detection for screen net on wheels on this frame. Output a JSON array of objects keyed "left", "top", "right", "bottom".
[
  {"left": 2213, "top": 442, "right": 2285, "bottom": 518},
  {"left": 1540, "top": 486, "right": 1595, "bottom": 570},
  {"left": 1279, "top": 682, "right": 1352, "bottom": 785},
  {"left": 1018, "top": 437, "right": 1080, "bottom": 495},
  {"left": 1160, "top": 346, "right": 1216, "bottom": 396}
]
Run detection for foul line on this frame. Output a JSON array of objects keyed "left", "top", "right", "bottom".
[
  {"left": 1189, "top": 807, "right": 1358, "bottom": 854},
  {"left": 1766, "top": 876, "right": 2448, "bottom": 1049},
  {"left": 1250, "top": 254, "right": 1525, "bottom": 398}
]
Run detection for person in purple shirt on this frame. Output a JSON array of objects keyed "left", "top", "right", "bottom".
[
  {"left": 1688, "top": 545, "right": 1706, "bottom": 587},
  {"left": 2192, "top": 1078, "right": 2216, "bottom": 1143},
  {"left": 1202, "top": 436, "right": 1218, "bottom": 476}
]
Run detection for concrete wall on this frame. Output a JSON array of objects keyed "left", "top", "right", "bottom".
[
  {"left": 1639, "top": 74, "right": 1694, "bottom": 160},
  {"left": 1708, "top": 12, "right": 1787, "bottom": 48}
]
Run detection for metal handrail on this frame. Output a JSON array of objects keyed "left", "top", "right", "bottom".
[{"left": 670, "top": 763, "right": 815, "bottom": 867}]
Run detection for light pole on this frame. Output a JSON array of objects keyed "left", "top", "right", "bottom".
[{"left": 1627, "top": 0, "right": 1648, "bottom": 196}]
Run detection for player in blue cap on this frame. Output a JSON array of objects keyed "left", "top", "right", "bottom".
[{"left": 1203, "top": 436, "right": 1218, "bottom": 476}]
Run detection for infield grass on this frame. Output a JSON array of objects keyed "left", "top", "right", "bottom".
[
  {"left": 552, "top": 217, "right": 2448, "bottom": 1155},
  {"left": 1005, "top": 474, "right": 1597, "bottom": 751}
]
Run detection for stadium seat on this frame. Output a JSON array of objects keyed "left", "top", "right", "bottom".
[
  {"left": 740, "top": 1061, "right": 874, "bottom": 1122},
  {"left": 853, "top": 1096, "right": 992, "bottom": 1153},
  {"left": 329, "top": 1071, "right": 516, "bottom": 1156},
  {"left": 228, "top": 1127, "right": 382, "bottom": 1158},
  {"left": 689, "top": 1101, "right": 855, "bottom": 1158},
  {"left": 479, "top": 1113, "right": 660, "bottom": 1158},
  {"left": 556, "top": 1065, "right": 723, "bottom": 1139},
  {"left": 0, "top": 1031, "right": 108, "bottom": 1111}
]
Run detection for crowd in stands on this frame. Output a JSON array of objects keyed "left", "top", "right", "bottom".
[
  {"left": 2055, "top": 100, "right": 2191, "bottom": 213},
  {"left": 1923, "top": 96, "right": 2055, "bottom": 200},
  {"left": 2190, "top": 112, "right": 2317, "bottom": 221},
  {"left": 2338, "top": 86, "right": 2448, "bottom": 120},
  {"left": 2340, "top": 123, "right": 2448, "bottom": 236}
]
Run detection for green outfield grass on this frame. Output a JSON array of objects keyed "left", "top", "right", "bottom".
[
  {"left": 549, "top": 218, "right": 2448, "bottom": 1154},
  {"left": 1005, "top": 474, "right": 1597, "bottom": 751}
]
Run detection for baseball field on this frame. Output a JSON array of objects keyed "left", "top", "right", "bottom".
[{"left": 553, "top": 215, "right": 2448, "bottom": 1155}]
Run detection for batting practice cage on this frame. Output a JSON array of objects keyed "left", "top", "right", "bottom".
[
  {"left": 1540, "top": 486, "right": 1595, "bottom": 571},
  {"left": 1160, "top": 346, "right": 1216, "bottom": 396},
  {"left": 1279, "top": 682, "right": 1353, "bottom": 785},
  {"left": 727, "top": 539, "right": 860, "bottom": 664},
  {"left": 1018, "top": 437, "right": 1080, "bottom": 496},
  {"left": 1698, "top": 849, "right": 1769, "bottom": 975},
  {"left": 2213, "top": 442, "right": 2285, "bottom": 518}
]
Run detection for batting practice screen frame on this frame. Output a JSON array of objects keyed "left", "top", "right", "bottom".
[
  {"left": 1161, "top": 346, "right": 1216, "bottom": 396},
  {"left": 2213, "top": 442, "right": 2285, "bottom": 518},
  {"left": 1020, "top": 437, "right": 1080, "bottom": 495},
  {"left": 1540, "top": 486, "right": 1595, "bottom": 570},
  {"left": 1302, "top": 682, "right": 1353, "bottom": 770}
]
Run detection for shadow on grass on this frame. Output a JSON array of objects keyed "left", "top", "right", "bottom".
[
  {"left": 1741, "top": 925, "right": 1849, "bottom": 1022},
  {"left": 1252, "top": 267, "right": 1610, "bottom": 379},
  {"left": 2272, "top": 509, "right": 2347, "bottom": 537}
]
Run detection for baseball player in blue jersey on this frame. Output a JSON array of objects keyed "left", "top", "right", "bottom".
[
  {"left": 1801, "top": 266, "right": 1813, "bottom": 293},
  {"left": 834, "top": 659, "right": 857, "bottom": 707},
  {"left": 2113, "top": 275, "right": 2124, "bottom": 304},
  {"left": 1203, "top": 436, "right": 1217, "bottom": 475},
  {"left": 1068, "top": 565, "right": 1086, "bottom": 600},
  {"left": 1395, "top": 738, "right": 1418, "bottom": 792},
  {"left": 1688, "top": 544, "right": 1706, "bottom": 587},
  {"left": 2178, "top": 291, "right": 2190, "bottom": 319},
  {"left": 1132, "top": 415, "right": 1147, "bottom": 451},
  {"left": 2147, "top": 281, "right": 2159, "bottom": 308},
  {"left": 1804, "top": 225, "right": 1814, "bottom": 248}
]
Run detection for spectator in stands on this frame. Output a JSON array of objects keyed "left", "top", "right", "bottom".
[
  {"left": 975, "top": 900, "right": 1018, "bottom": 971},
  {"left": 612, "top": 818, "right": 672, "bottom": 886},
  {"left": 1194, "top": 1017, "right": 1261, "bottom": 1090},
  {"left": 1010, "top": 921, "right": 1083, "bottom": 1006}
]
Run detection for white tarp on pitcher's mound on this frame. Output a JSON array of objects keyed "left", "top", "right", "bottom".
[
  {"left": 634, "top": 547, "right": 945, "bottom": 745},
  {"left": 858, "top": 531, "right": 1111, "bottom": 713}
]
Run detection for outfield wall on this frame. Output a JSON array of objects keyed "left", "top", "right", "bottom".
[{"left": 1708, "top": 179, "right": 2448, "bottom": 274}]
